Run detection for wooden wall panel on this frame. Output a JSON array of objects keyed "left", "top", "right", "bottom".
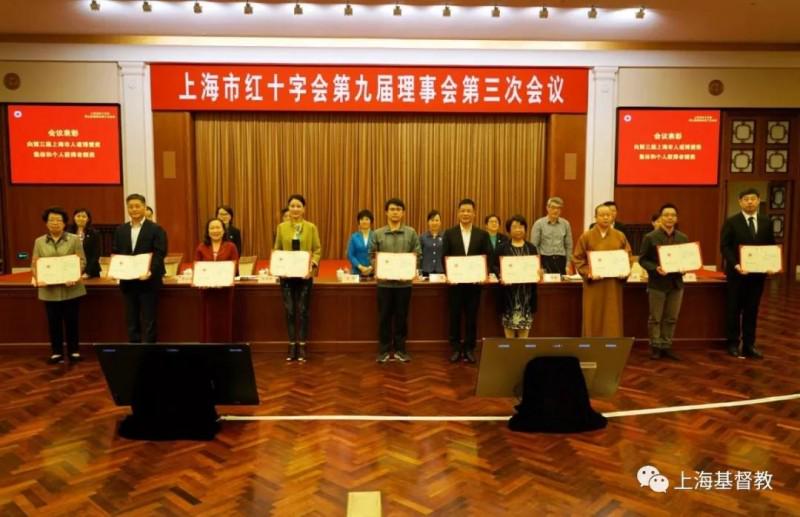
[
  {"left": 545, "top": 114, "right": 586, "bottom": 237},
  {"left": 613, "top": 186, "right": 721, "bottom": 264},
  {"left": 152, "top": 111, "right": 197, "bottom": 260}
]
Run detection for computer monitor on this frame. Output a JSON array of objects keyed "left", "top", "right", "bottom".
[
  {"left": 94, "top": 343, "right": 259, "bottom": 440},
  {"left": 476, "top": 337, "right": 633, "bottom": 398}
]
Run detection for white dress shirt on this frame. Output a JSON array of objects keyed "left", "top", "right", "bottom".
[
  {"left": 460, "top": 224, "right": 472, "bottom": 254},
  {"left": 131, "top": 220, "right": 143, "bottom": 251},
  {"left": 741, "top": 211, "right": 758, "bottom": 234}
]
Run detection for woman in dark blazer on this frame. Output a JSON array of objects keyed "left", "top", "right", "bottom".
[
  {"left": 216, "top": 205, "right": 242, "bottom": 255},
  {"left": 67, "top": 208, "right": 101, "bottom": 278}
]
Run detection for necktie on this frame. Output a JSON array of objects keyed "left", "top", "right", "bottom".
[{"left": 747, "top": 216, "right": 756, "bottom": 238}]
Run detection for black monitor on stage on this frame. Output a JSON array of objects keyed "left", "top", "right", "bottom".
[{"left": 94, "top": 343, "right": 260, "bottom": 440}]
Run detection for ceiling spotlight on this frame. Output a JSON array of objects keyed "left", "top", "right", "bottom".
[
  {"left": 539, "top": 6, "right": 548, "bottom": 19},
  {"left": 344, "top": 3, "right": 353, "bottom": 16},
  {"left": 142, "top": 0, "right": 151, "bottom": 12},
  {"left": 193, "top": 1, "right": 202, "bottom": 14},
  {"left": 89, "top": 0, "right": 100, "bottom": 11},
  {"left": 442, "top": 4, "right": 451, "bottom": 17},
  {"left": 491, "top": 5, "right": 500, "bottom": 17},
  {"left": 393, "top": 3, "right": 402, "bottom": 16},
  {"left": 244, "top": 1, "right": 253, "bottom": 15},
  {"left": 294, "top": 2, "right": 303, "bottom": 15},
  {"left": 588, "top": 6, "right": 597, "bottom": 19},
  {"left": 636, "top": 6, "right": 645, "bottom": 19}
]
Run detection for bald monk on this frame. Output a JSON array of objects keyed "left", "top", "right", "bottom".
[{"left": 573, "top": 204, "right": 633, "bottom": 337}]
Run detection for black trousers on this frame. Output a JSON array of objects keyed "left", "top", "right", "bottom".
[
  {"left": 540, "top": 255, "right": 567, "bottom": 275},
  {"left": 281, "top": 278, "right": 313, "bottom": 343},
  {"left": 377, "top": 286, "right": 412, "bottom": 354},
  {"left": 448, "top": 284, "right": 482, "bottom": 352},
  {"left": 44, "top": 298, "right": 80, "bottom": 355},
  {"left": 121, "top": 277, "right": 161, "bottom": 343},
  {"left": 725, "top": 272, "right": 766, "bottom": 349}
]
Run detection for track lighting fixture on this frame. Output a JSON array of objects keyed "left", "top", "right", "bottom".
[
  {"left": 142, "top": 1, "right": 152, "bottom": 12},
  {"left": 588, "top": 6, "right": 597, "bottom": 19},
  {"left": 442, "top": 4, "right": 451, "bottom": 17},
  {"left": 89, "top": 0, "right": 100, "bottom": 11},
  {"left": 491, "top": 5, "right": 500, "bottom": 17},
  {"left": 344, "top": 3, "right": 353, "bottom": 16},
  {"left": 393, "top": 3, "right": 402, "bottom": 16},
  {"left": 244, "top": 1, "right": 253, "bottom": 15},
  {"left": 636, "top": 6, "right": 645, "bottom": 19},
  {"left": 539, "top": 6, "right": 548, "bottom": 19},
  {"left": 294, "top": 2, "right": 303, "bottom": 15},
  {"left": 194, "top": 1, "right": 202, "bottom": 14}
]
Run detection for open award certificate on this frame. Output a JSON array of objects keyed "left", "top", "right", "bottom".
[
  {"left": 35, "top": 255, "right": 81, "bottom": 285},
  {"left": 375, "top": 252, "right": 417, "bottom": 281},
  {"left": 108, "top": 253, "right": 152, "bottom": 280},
  {"left": 740, "top": 245, "right": 782, "bottom": 273},
  {"left": 500, "top": 255, "right": 541, "bottom": 284},
  {"left": 269, "top": 250, "right": 311, "bottom": 278},
  {"left": 657, "top": 242, "right": 702, "bottom": 273},
  {"left": 192, "top": 261, "right": 236, "bottom": 288},
  {"left": 588, "top": 249, "right": 631, "bottom": 278},
  {"left": 445, "top": 255, "right": 488, "bottom": 284}
]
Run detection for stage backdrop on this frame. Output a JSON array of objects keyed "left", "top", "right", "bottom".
[{"left": 194, "top": 112, "right": 546, "bottom": 260}]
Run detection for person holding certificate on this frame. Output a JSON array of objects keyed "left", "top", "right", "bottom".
[
  {"left": 369, "top": 198, "right": 421, "bottom": 363},
  {"left": 495, "top": 215, "right": 539, "bottom": 338},
  {"left": 720, "top": 188, "right": 776, "bottom": 359},
  {"left": 638, "top": 203, "right": 688, "bottom": 360},
  {"left": 67, "top": 208, "right": 101, "bottom": 278},
  {"left": 32, "top": 207, "right": 87, "bottom": 364},
  {"left": 573, "top": 204, "right": 632, "bottom": 337},
  {"left": 442, "top": 198, "right": 492, "bottom": 363},
  {"left": 195, "top": 218, "right": 240, "bottom": 342},
  {"left": 112, "top": 193, "right": 168, "bottom": 344},
  {"left": 347, "top": 209, "right": 375, "bottom": 276},
  {"left": 274, "top": 194, "right": 322, "bottom": 362},
  {"left": 216, "top": 205, "right": 242, "bottom": 255}
]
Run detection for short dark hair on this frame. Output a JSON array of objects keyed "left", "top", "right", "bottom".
[
  {"left": 287, "top": 194, "right": 306, "bottom": 206},
  {"left": 484, "top": 213, "right": 501, "bottom": 225},
  {"left": 357, "top": 209, "right": 374, "bottom": 222},
  {"left": 603, "top": 200, "right": 617, "bottom": 208},
  {"left": 126, "top": 193, "right": 146, "bottom": 204},
  {"left": 651, "top": 213, "right": 661, "bottom": 223},
  {"left": 42, "top": 206, "right": 68, "bottom": 224},
  {"left": 738, "top": 188, "right": 760, "bottom": 199},
  {"left": 458, "top": 198, "right": 476, "bottom": 209},
  {"left": 595, "top": 203, "right": 610, "bottom": 216},
  {"left": 505, "top": 214, "right": 528, "bottom": 233},
  {"left": 385, "top": 198, "right": 405, "bottom": 211},
  {"left": 659, "top": 203, "right": 678, "bottom": 215},
  {"left": 67, "top": 208, "right": 93, "bottom": 233},
  {"left": 427, "top": 209, "right": 441, "bottom": 221},
  {"left": 203, "top": 218, "right": 229, "bottom": 246},
  {"left": 280, "top": 207, "right": 289, "bottom": 217},
  {"left": 145, "top": 206, "right": 154, "bottom": 214},
  {"left": 216, "top": 205, "right": 234, "bottom": 219}
]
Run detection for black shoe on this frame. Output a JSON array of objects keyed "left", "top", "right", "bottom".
[
  {"left": 449, "top": 351, "right": 462, "bottom": 363},
  {"left": 743, "top": 347, "right": 763, "bottom": 359},
  {"left": 296, "top": 343, "right": 307, "bottom": 363},
  {"left": 286, "top": 343, "right": 297, "bottom": 362},
  {"left": 661, "top": 349, "right": 680, "bottom": 361},
  {"left": 463, "top": 350, "right": 477, "bottom": 363},
  {"left": 726, "top": 344, "right": 740, "bottom": 357},
  {"left": 376, "top": 352, "right": 391, "bottom": 363},
  {"left": 650, "top": 348, "right": 661, "bottom": 359},
  {"left": 394, "top": 351, "right": 411, "bottom": 363},
  {"left": 47, "top": 354, "right": 64, "bottom": 364},
  {"left": 69, "top": 353, "right": 83, "bottom": 363}
]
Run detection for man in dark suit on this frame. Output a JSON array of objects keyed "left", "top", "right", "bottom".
[
  {"left": 720, "top": 188, "right": 776, "bottom": 359},
  {"left": 112, "top": 193, "right": 168, "bottom": 343},
  {"left": 442, "top": 198, "right": 492, "bottom": 363}
]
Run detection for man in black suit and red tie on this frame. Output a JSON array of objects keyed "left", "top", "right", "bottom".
[
  {"left": 112, "top": 193, "right": 168, "bottom": 343},
  {"left": 720, "top": 188, "right": 776, "bottom": 359},
  {"left": 442, "top": 198, "right": 492, "bottom": 363}
]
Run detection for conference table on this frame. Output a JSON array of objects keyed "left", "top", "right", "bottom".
[{"left": 0, "top": 273, "right": 726, "bottom": 350}]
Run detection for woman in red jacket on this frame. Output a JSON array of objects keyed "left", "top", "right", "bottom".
[{"left": 195, "top": 218, "right": 239, "bottom": 342}]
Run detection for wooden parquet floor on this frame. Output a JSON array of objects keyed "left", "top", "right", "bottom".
[{"left": 1, "top": 280, "right": 799, "bottom": 515}]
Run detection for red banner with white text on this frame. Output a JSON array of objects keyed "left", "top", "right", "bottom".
[{"left": 150, "top": 64, "right": 587, "bottom": 113}]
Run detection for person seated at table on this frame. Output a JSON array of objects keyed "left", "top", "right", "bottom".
[
  {"left": 420, "top": 210, "right": 445, "bottom": 276},
  {"left": 216, "top": 205, "right": 242, "bottom": 255},
  {"left": 145, "top": 206, "right": 154, "bottom": 221},
  {"left": 67, "top": 207, "right": 101, "bottom": 278},
  {"left": 495, "top": 215, "right": 539, "bottom": 338},
  {"left": 485, "top": 213, "right": 508, "bottom": 264},
  {"left": 347, "top": 209, "right": 374, "bottom": 276},
  {"left": 32, "top": 207, "right": 87, "bottom": 364}
]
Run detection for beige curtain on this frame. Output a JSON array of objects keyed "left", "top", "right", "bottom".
[{"left": 195, "top": 112, "right": 546, "bottom": 259}]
